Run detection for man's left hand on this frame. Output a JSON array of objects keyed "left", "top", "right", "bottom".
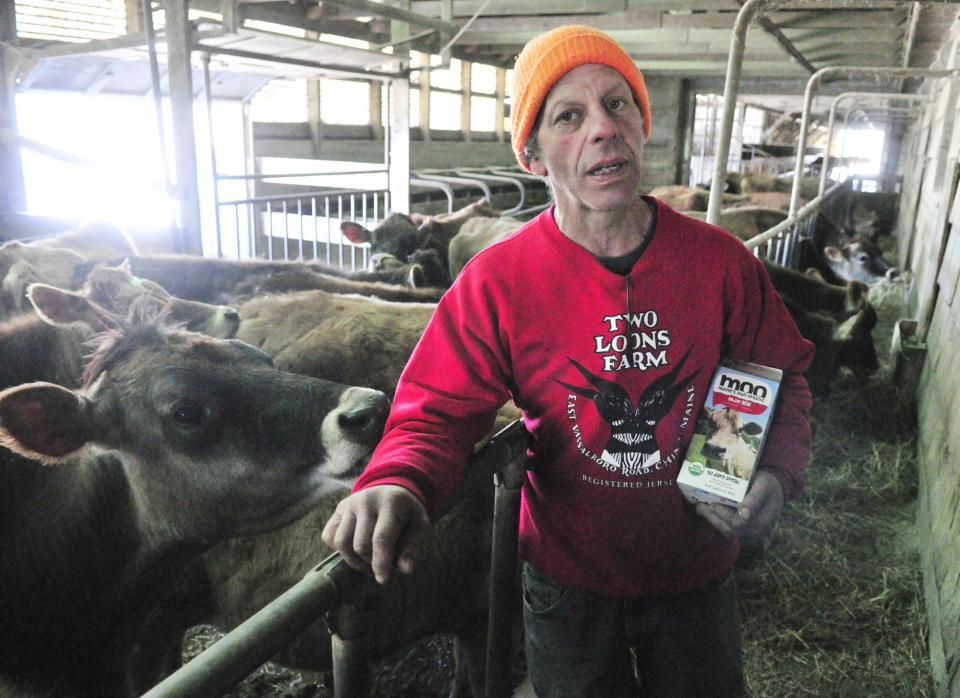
[{"left": 695, "top": 470, "right": 784, "bottom": 538}]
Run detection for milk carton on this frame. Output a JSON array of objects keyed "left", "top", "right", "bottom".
[{"left": 678, "top": 359, "right": 783, "bottom": 507}]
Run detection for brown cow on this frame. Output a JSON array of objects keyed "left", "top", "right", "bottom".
[
  {"left": 190, "top": 286, "right": 523, "bottom": 696},
  {"left": 202, "top": 464, "right": 499, "bottom": 698},
  {"left": 0, "top": 240, "right": 86, "bottom": 317},
  {"left": 685, "top": 206, "right": 789, "bottom": 241},
  {"left": 646, "top": 184, "right": 746, "bottom": 212},
  {"left": 0, "top": 222, "right": 140, "bottom": 317},
  {"left": 81, "top": 254, "right": 448, "bottom": 305},
  {"left": 0, "top": 322, "right": 389, "bottom": 697},
  {"left": 739, "top": 172, "right": 829, "bottom": 201},
  {"left": 236, "top": 289, "right": 437, "bottom": 396},
  {"left": 447, "top": 216, "right": 525, "bottom": 279},
  {"left": 0, "top": 262, "right": 239, "bottom": 391}
]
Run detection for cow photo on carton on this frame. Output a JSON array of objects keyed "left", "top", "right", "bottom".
[{"left": 323, "top": 25, "right": 814, "bottom": 697}]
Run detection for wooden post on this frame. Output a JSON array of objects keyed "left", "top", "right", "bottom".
[
  {"left": 0, "top": 1, "right": 27, "bottom": 218},
  {"left": 388, "top": 8, "right": 410, "bottom": 214},
  {"left": 163, "top": 0, "right": 204, "bottom": 254}
]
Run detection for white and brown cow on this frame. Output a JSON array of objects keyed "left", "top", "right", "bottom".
[
  {"left": 699, "top": 405, "right": 763, "bottom": 479},
  {"left": 0, "top": 322, "right": 389, "bottom": 697}
]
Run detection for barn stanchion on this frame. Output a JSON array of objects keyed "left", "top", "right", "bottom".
[
  {"left": 327, "top": 591, "right": 374, "bottom": 697},
  {"left": 139, "top": 554, "right": 369, "bottom": 698},
  {"left": 482, "top": 421, "right": 532, "bottom": 698}
]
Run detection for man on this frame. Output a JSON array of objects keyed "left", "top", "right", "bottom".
[{"left": 323, "top": 25, "right": 814, "bottom": 696}]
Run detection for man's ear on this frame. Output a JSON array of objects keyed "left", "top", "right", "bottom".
[{"left": 529, "top": 155, "right": 547, "bottom": 177}]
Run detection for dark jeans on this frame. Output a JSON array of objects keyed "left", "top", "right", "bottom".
[{"left": 521, "top": 562, "right": 745, "bottom": 698}]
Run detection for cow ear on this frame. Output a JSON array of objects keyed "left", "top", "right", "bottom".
[
  {"left": 845, "top": 280, "right": 868, "bottom": 310},
  {"left": 409, "top": 213, "right": 428, "bottom": 225},
  {"left": 408, "top": 263, "right": 426, "bottom": 289},
  {"left": 742, "top": 421, "right": 763, "bottom": 436},
  {"left": 0, "top": 382, "right": 96, "bottom": 461},
  {"left": 340, "top": 221, "right": 371, "bottom": 245},
  {"left": 824, "top": 246, "right": 843, "bottom": 262},
  {"left": 27, "top": 283, "right": 109, "bottom": 329}
]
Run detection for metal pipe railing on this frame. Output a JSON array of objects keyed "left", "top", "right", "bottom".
[
  {"left": 789, "top": 65, "right": 960, "bottom": 218},
  {"left": 141, "top": 418, "right": 531, "bottom": 698},
  {"left": 141, "top": 554, "right": 365, "bottom": 698},
  {"left": 413, "top": 170, "right": 493, "bottom": 201},
  {"left": 707, "top": 0, "right": 960, "bottom": 225},
  {"left": 706, "top": 0, "right": 765, "bottom": 225},
  {"left": 819, "top": 91, "right": 930, "bottom": 199},
  {"left": 410, "top": 176, "right": 455, "bottom": 212},
  {"left": 216, "top": 187, "right": 384, "bottom": 265},
  {"left": 449, "top": 167, "right": 527, "bottom": 214}
]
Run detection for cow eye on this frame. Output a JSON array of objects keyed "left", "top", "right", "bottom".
[{"left": 170, "top": 398, "right": 209, "bottom": 428}]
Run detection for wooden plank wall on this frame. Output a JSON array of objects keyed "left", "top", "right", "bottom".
[{"left": 897, "top": 22, "right": 960, "bottom": 698}]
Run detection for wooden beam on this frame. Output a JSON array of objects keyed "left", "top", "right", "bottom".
[
  {"left": 0, "top": 2, "right": 26, "bottom": 216},
  {"left": 465, "top": 11, "right": 665, "bottom": 33},
  {"left": 411, "top": 0, "right": 625, "bottom": 16},
  {"left": 163, "top": 0, "right": 203, "bottom": 254},
  {"left": 388, "top": 3, "right": 411, "bottom": 214},
  {"left": 735, "top": 0, "right": 816, "bottom": 74},
  {"left": 325, "top": 0, "right": 458, "bottom": 34}
]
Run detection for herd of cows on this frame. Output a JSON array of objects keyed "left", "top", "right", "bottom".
[{"left": 0, "top": 175, "right": 901, "bottom": 697}]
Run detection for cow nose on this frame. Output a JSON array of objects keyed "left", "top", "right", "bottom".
[
  {"left": 338, "top": 388, "right": 391, "bottom": 444},
  {"left": 224, "top": 307, "right": 240, "bottom": 323},
  {"left": 886, "top": 268, "right": 900, "bottom": 281}
]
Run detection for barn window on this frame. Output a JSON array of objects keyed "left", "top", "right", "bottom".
[
  {"left": 503, "top": 68, "right": 515, "bottom": 133},
  {"left": 320, "top": 78, "right": 370, "bottom": 126},
  {"left": 15, "top": 0, "right": 127, "bottom": 42},
  {"left": 471, "top": 64, "right": 497, "bottom": 95},
  {"left": 249, "top": 79, "right": 310, "bottom": 123},
  {"left": 429, "top": 91, "right": 461, "bottom": 130},
  {"left": 429, "top": 56, "right": 462, "bottom": 91},
  {"left": 470, "top": 96, "right": 496, "bottom": 133},
  {"left": 469, "top": 63, "right": 497, "bottom": 133},
  {"left": 742, "top": 106, "right": 765, "bottom": 147}
]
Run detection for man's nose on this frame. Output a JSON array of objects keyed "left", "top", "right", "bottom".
[{"left": 586, "top": 106, "right": 618, "bottom": 143}]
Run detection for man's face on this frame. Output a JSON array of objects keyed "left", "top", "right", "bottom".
[{"left": 528, "top": 63, "right": 645, "bottom": 214}]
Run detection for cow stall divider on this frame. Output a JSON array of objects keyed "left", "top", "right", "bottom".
[
  {"left": 140, "top": 418, "right": 532, "bottom": 698},
  {"left": 703, "top": 0, "right": 957, "bottom": 269},
  {"left": 214, "top": 174, "right": 386, "bottom": 268}
]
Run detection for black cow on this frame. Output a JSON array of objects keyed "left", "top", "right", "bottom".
[
  {"left": 0, "top": 322, "right": 389, "bottom": 696},
  {"left": 557, "top": 348, "right": 698, "bottom": 476}
]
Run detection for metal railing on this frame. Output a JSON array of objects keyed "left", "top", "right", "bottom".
[
  {"left": 214, "top": 181, "right": 385, "bottom": 269},
  {"left": 141, "top": 419, "right": 532, "bottom": 698}
]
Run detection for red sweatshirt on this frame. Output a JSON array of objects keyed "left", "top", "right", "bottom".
[{"left": 354, "top": 199, "right": 814, "bottom": 597}]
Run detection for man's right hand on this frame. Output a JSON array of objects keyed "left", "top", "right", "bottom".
[{"left": 321, "top": 484, "right": 431, "bottom": 585}]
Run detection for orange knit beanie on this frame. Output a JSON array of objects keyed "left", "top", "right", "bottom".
[{"left": 510, "top": 25, "right": 651, "bottom": 172}]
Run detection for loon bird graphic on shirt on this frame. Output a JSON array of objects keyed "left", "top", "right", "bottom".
[{"left": 557, "top": 346, "right": 699, "bottom": 476}]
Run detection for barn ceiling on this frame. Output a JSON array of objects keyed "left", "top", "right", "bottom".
[
  {"left": 217, "top": 0, "right": 960, "bottom": 115},
  {"left": 9, "top": 1, "right": 960, "bottom": 116}
]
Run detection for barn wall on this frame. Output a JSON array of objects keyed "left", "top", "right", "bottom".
[
  {"left": 896, "top": 21, "right": 960, "bottom": 697},
  {"left": 639, "top": 75, "right": 688, "bottom": 191},
  {"left": 251, "top": 75, "right": 688, "bottom": 193}
]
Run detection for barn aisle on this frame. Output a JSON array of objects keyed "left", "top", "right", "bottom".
[{"left": 737, "top": 275, "right": 932, "bottom": 697}]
